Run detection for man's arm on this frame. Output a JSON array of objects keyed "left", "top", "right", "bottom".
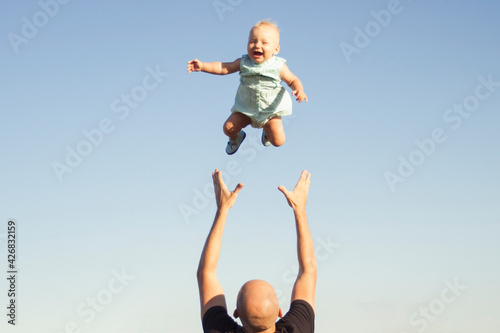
[
  {"left": 197, "top": 169, "right": 243, "bottom": 319},
  {"left": 187, "top": 58, "right": 241, "bottom": 75},
  {"left": 278, "top": 170, "right": 317, "bottom": 311}
]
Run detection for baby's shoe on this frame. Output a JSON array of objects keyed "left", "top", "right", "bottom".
[
  {"left": 261, "top": 130, "right": 271, "bottom": 147},
  {"left": 226, "top": 130, "right": 246, "bottom": 155}
]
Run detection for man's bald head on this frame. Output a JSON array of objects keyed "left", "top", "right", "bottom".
[{"left": 234, "top": 280, "right": 282, "bottom": 332}]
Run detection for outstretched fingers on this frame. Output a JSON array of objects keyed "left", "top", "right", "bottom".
[
  {"left": 212, "top": 169, "right": 243, "bottom": 210},
  {"left": 278, "top": 185, "right": 293, "bottom": 208},
  {"left": 212, "top": 169, "right": 225, "bottom": 191},
  {"left": 298, "top": 170, "right": 311, "bottom": 188},
  {"left": 279, "top": 170, "right": 311, "bottom": 210},
  {"left": 233, "top": 182, "right": 244, "bottom": 194}
]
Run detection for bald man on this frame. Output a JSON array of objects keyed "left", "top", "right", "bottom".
[{"left": 197, "top": 170, "right": 316, "bottom": 333}]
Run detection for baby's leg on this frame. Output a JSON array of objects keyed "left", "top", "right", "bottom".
[
  {"left": 223, "top": 113, "right": 252, "bottom": 141},
  {"left": 263, "top": 117, "right": 285, "bottom": 147}
]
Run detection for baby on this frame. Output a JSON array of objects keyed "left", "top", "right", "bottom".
[{"left": 187, "top": 20, "right": 308, "bottom": 155}]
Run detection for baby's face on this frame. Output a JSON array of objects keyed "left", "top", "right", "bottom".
[{"left": 247, "top": 25, "right": 280, "bottom": 64}]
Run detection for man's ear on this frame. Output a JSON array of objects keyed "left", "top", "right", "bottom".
[
  {"left": 233, "top": 309, "right": 239, "bottom": 318},
  {"left": 278, "top": 308, "right": 283, "bottom": 318}
]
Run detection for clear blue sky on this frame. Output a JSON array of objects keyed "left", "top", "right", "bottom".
[{"left": 1, "top": 1, "right": 499, "bottom": 332}]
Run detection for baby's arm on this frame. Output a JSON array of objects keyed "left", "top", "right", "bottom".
[
  {"left": 187, "top": 58, "right": 240, "bottom": 75},
  {"left": 281, "top": 64, "right": 308, "bottom": 103}
]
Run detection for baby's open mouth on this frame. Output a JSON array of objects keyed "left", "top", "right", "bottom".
[{"left": 253, "top": 51, "right": 263, "bottom": 57}]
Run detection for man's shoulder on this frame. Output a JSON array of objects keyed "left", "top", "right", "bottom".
[
  {"left": 275, "top": 300, "right": 315, "bottom": 332},
  {"left": 202, "top": 306, "right": 241, "bottom": 332},
  {"left": 281, "top": 299, "right": 315, "bottom": 318}
]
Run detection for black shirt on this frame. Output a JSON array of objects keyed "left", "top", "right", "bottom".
[{"left": 202, "top": 299, "right": 315, "bottom": 333}]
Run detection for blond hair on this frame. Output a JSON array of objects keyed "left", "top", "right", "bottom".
[{"left": 251, "top": 19, "right": 280, "bottom": 42}]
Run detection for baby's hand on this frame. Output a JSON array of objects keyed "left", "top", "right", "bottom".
[
  {"left": 187, "top": 59, "right": 203, "bottom": 73},
  {"left": 292, "top": 90, "right": 308, "bottom": 103}
]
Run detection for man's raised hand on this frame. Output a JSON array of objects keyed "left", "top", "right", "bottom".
[
  {"left": 278, "top": 170, "right": 311, "bottom": 212},
  {"left": 212, "top": 169, "right": 243, "bottom": 210}
]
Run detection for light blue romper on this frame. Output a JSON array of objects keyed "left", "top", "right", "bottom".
[{"left": 231, "top": 54, "right": 292, "bottom": 128}]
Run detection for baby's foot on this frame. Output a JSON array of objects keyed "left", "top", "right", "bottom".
[
  {"left": 226, "top": 130, "right": 246, "bottom": 155},
  {"left": 261, "top": 130, "right": 271, "bottom": 147}
]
